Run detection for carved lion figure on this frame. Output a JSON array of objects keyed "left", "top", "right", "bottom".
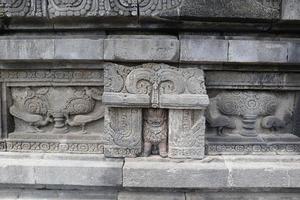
[{"left": 143, "top": 109, "right": 168, "bottom": 158}]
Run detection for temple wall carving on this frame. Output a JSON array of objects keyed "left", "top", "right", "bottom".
[{"left": 0, "top": 1, "right": 300, "bottom": 198}]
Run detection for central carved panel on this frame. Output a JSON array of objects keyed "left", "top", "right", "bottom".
[{"left": 103, "top": 63, "right": 209, "bottom": 159}]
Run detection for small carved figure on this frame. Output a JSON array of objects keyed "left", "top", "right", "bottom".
[{"left": 143, "top": 109, "right": 168, "bottom": 158}]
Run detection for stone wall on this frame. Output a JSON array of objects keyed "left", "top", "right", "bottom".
[{"left": 0, "top": 0, "right": 300, "bottom": 199}]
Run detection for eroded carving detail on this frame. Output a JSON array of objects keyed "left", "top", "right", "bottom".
[
  {"left": 138, "top": 0, "right": 182, "bottom": 15},
  {"left": 143, "top": 109, "right": 168, "bottom": 158},
  {"left": 6, "top": 141, "right": 104, "bottom": 153},
  {"left": 206, "top": 91, "right": 292, "bottom": 137},
  {"left": 10, "top": 87, "right": 104, "bottom": 135},
  {"left": 48, "top": 0, "right": 138, "bottom": 17},
  {"left": 104, "top": 108, "right": 142, "bottom": 157},
  {"left": 0, "top": 0, "right": 43, "bottom": 17},
  {"left": 169, "top": 110, "right": 205, "bottom": 159},
  {"left": 103, "top": 63, "right": 209, "bottom": 159}
]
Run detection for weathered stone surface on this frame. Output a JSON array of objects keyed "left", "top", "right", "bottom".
[
  {"left": 0, "top": 39, "right": 55, "bottom": 60},
  {"left": 123, "top": 156, "right": 300, "bottom": 189},
  {"left": 186, "top": 192, "right": 300, "bottom": 200},
  {"left": 229, "top": 40, "right": 288, "bottom": 63},
  {"left": 0, "top": 188, "right": 118, "bottom": 199},
  {"left": 123, "top": 157, "right": 229, "bottom": 188},
  {"left": 104, "top": 108, "right": 143, "bottom": 158},
  {"left": 0, "top": 153, "right": 123, "bottom": 187},
  {"left": 282, "top": 0, "right": 300, "bottom": 20},
  {"left": 288, "top": 42, "right": 300, "bottom": 63},
  {"left": 104, "top": 36, "right": 179, "bottom": 62},
  {"left": 118, "top": 191, "right": 185, "bottom": 200},
  {"left": 103, "top": 63, "right": 208, "bottom": 159},
  {"left": 0, "top": 38, "right": 105, "bottom": 61},
  {"left": 180, "top": 38, "right": 228, "bottom": 63},
  {"left": 169, "top": 110, "right": 205, "bottom": 159},
  {"left": 179, "top": 0, "right": 280, "bottom": 19},
  {"left": 54, "top": 38, "right": 104, "bottom": 60}
]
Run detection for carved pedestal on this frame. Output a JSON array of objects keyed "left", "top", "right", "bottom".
[{"left": 103, "top": 63, "right": 209, "bottom": 159}]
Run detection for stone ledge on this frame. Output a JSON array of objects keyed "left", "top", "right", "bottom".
[
  {"left": 123, "top": 155, "right": 300, "bottom": 189},
  {"left": 0, "top": 152, "right": 123, "bottom": 187}
]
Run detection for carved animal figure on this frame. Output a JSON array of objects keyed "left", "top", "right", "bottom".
[
  {"left": 10, "top": 105, "right": 52, "bottom": 133},
  {"left": 143, "top": 109, "right": 168, "bottom": 158},
  {"left": 65, "top": 105, "right": 105, "bottom": 134},
  {"left": 207, "top": 115, "right": 236, "bottom": 136}
]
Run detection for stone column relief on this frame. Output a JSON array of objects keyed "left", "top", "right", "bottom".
[
  {"left": 205, "top": 91, "right": 298, "bottom": 154},
  {"left": 103, "top": 63, "right": 209, "bottom": 159}
]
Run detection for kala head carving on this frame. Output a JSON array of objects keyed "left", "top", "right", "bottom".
[{"left": 143, "top": 109, "right": 168, "bottom": 158}]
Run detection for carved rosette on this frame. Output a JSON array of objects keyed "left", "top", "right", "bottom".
[{"left": 103, "top": 63, "right": 209, "bottom": 159}]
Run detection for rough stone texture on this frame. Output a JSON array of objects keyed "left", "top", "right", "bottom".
[
  {"left": 123, "top": 156, "right": 300, "bottom": 189},
  {"left": 180, "top": 38, "right": 228, "bottom": 63},
  {"left": 288, "top": 42, "right": 300, "bottom": 63},
  {"left": 0, "top": 38, "right": 104, "bottom": 61},
  {"left": 54, "top": 38, "right": 104, "bottom": 60},
  {"left": 282, "top": 0, "right": 300, "bottom": 20},
  {"left": 104, "top": 36, "right": 179, "bottom": 62},
  {"left": 123, "top": 157, "right": 229, "bottom": 188},
  {"left": 0, "top": 153, "right": 123, "bottom": 187},
  {"left": 179, "top": 0, "right": 280, "bottom": 19},
  {"left": 118, "top": 191, "right": 185, "bottom": 200},
  {"left": 186, "top": 192, "right": 300, "bottom": 200},
  {"left": 228, "top": 40, "right": 288, "bottom": 63},
  {"left": 0, "top": 188, "right": 117, "bottom": 199}
]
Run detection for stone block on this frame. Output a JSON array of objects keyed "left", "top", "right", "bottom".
[
  {"left": 54, "top": 38, "right": 104, "bottom": 60},
  {"left": 288, "top": 42, "right": 300, "bottom": 63},
  {"left": 229, "top": 40, "right": 288, "bottom": 63},
  {"left": 0, "top": 153, "right": 123, "bottom": 187},
  {"left": 123, "top": 157, "right": 229, "bottom": 188},
  {"left": 104, "top": 36, "right": 179, "bottom": 62},
  {"left": 0, "top": 39, "right": 55, "bottom": 60},
  {"left": 186, "top": 192, "right": 300, "bottom": 200},
  {"left": 118, "top": 192, "right": 185, "bottom": 200},
  {"left": 282, "top": 0, "right": 300, "bottom": 20},
  {"left": 180, "top": 38, "right": 228, "bottom": 63}
]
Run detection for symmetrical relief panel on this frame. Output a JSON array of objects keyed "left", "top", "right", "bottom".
[
  {"left": 205, "top": 90, "right": 299, "bottom": 155},
  {"left": 8, "top": 86, "right": 106, "bottom": 153},
  {"left": 103, "top": 63, "right": 209, "bottom": 159}
]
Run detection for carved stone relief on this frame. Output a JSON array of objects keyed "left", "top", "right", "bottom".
[
  {"left": 48, "top": 0, "right": 138, "bottom": 17},
  {"left": 104, "top": 108, "right": 142, "bottom": 157},
  {"left": 0, "top": 0, "right": 44, "bottom": 17},
  {"left": 143, "top": 109, "right": 168, "bottom": 158},
  {"left": 206, "top": 91, "right": 297, "bottom": 155},
  {"left": 138, "top": 0, "right": 183, "bottom": 15},
  {"left": 169, "top": 110, "right": 205, "bottom": 159},
  {"left": 103, "top": 63, "right": 209, "bottom": 159},
  {"left": 8, "top": 86, "right": 106, "bottom": 153}
]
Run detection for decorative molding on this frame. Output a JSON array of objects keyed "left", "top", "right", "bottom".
[
  {"left": 0, "top": 69, "right": 103, "bottom": 83},
  {"left": 206, "top": 143, "right": 300, "bottom": 155},
  {"left": 6, "top": 140, "right": 104, "bottom": 153}
]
